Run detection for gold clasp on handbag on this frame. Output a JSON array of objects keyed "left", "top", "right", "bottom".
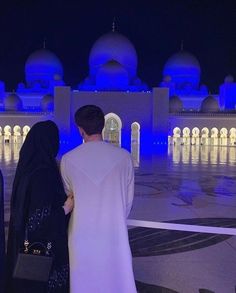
[
  {"left": 24, "top": 239, "right": 29, "bottom": 253},
  {"left": 33, "top": 249, "right": 41, "bottom": 255},
  {"left": 46, "top": 242, "right": 52, "bottom": 255}
]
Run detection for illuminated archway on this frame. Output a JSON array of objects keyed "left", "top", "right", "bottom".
[
  {"left": 173, "top": 127, "right": 181, "bottom": 145},
  {"left": 0, "top": 127, "right": 2, "bottom": 145},
  {"left": 131, "top": 122, "right": 140, "bottom": 167},
  {"left": 13, "top": 125, "right": 22, "bottom": 143},
  {"left": 229, "top": 128, "right": 236, "bottom": 145},
  {"left": 23, "top": 125, "right": 30, "bottom": 135},
  {"left": 103, "top": 113, "right": 122, "bottom": 146},
  {"left": 4, "top": 125, "right": 12, "bottom": 143},
  {"left": 191, "top": 127, "right": 200, "bottom": 145},
  {"left": 211, "top": 127, "right": 219, "bottom": 146},
  {"left": 22, "top": 125, "right": 30, "bottom": 142},
  {"left": 182, "top": 127, "right": 190, "bottom": 145},
  {"left": 201, "top": 127, "right": 209, "bottom": 145},
  {"left": 220, "top": 128, "right": 228, "bottom": 146}
]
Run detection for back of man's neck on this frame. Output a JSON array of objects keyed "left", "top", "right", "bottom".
[{"left": 84, "top": 134, "right": 103, "bottom": 143}]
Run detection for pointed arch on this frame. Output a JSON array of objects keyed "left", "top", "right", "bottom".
[
  {"left": 210, "top": 127, "right": 219, "bottom": 145},
  {"left": 220, "top": 127, "right": 228, "bottom": 146},
  {"left": 4, "top": 125, "right": 11, "bottom": 143},
  {"left": 201, "top": 127, "right": 209, "bottom": 145},
  {"left": 229, "top": 128, "right": 236, "bottom": 145},
  {"left": 182, "top": 127, "right": 190, "bottom": 145},
  {"left": 173, "top": 127, "right": 181, "bottom": 145},
  {"left": 191, "top": 127, "right": 200, "bottom": 145},
  {"left": 13, "top": 125, "right": 22, "bottom": 143},
  {"left": 131, "top": 122, "right": 140, "bottom": 167},
  {"left": 103, "top": 113, "right": 122, "bottom": 146},
  {"left": 23, "top": 125, "right": 30, "bottom": 136}
]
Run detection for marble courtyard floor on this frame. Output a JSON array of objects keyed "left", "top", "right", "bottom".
[{"left": 2, "top": 143, "right": 236, "bottom": 293}]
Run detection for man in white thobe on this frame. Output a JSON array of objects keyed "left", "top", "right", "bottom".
[{"left": 60, "top": 105, "right": 137, "bottom": 293}]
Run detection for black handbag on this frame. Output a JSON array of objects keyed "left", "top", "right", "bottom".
[{"left": 13, "top": 235, "right": 53, "bottom": 282}]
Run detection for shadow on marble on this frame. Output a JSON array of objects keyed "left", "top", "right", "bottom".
[{"left": 136, "top": 280, "right": 178, "bottom": 293}]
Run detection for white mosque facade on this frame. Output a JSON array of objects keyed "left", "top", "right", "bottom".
[{"left": 1, "top": 30, "right": 236, "bottom": 161}]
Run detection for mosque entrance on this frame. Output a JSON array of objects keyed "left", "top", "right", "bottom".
[{"left": 103, "top": 113, "right": 122, "bottom": 147}]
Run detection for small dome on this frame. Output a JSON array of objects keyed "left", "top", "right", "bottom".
[
  {"left": 224, "top": 75, "right": 234, "bottom": 83},
  {"left": 89, "top": 31, "right": 137, "bottom": 78},
  {"left": 96, "top": 60, "right": 129, "bottom": 91},
  {"left": 163, "top": 50, "right": 201, "bottom": 90},
  {"left": 201, "top": 95, "right": 219, "bottom": 112},
  {"left": 25, "top": 49, "right": 63, "bottom": 87},
  {"left": 40, "top": 94, "right": 54, "bottom": 111},
  {"left": 163, "top": 75, "right": 172, "bottom": 82},
  {"left": 199, "top": 84, "right": 208, "bottom": 94},
  {"left": 169, "top": 95, "right": 183, "bottom": 113},
  {"left": 4, "top": 93, "right": 23, "bottom": 111}
]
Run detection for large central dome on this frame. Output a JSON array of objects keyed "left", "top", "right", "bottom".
[{"left": 89, "top": 32, "right": 138, "bottom": 78}]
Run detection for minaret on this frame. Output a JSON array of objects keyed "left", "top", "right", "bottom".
[
  {"left": 43, "top": 38, "right": 46, "bottom": 49},
  {"left": 112, "top": 17, "right": 116, "bottom": 32}
]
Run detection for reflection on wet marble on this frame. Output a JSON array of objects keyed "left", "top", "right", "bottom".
[{"left": 2, "top": 143, "right": 236, "bottom": 292}]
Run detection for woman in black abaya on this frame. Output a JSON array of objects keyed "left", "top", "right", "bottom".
[
  {"left": 6, "top": 120, "right": 73, "bottom": 293},
  {"left": 0, "top": 169, "right": 4, "bottom": 290}
]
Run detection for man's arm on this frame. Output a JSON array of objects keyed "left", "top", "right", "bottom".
[{"left": 60, "top": 156, "right": 73, "bottom": 195}]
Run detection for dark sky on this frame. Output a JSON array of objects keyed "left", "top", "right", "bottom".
[{"left": 0, "top": 0, "right": 236, "bottom": 92}]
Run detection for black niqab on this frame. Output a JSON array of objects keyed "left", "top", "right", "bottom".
[
  {"left": 0, "top": 170, "right": 4, "bottom": 289},
  {"left": 10, "top": 120, "right": 60, "bottom": 232}
]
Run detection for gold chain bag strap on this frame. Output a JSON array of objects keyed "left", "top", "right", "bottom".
[{"left": 13, "top": 228, "right": 53, "bottom": 282}]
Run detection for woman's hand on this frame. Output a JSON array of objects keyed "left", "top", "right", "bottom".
[{"left": 63, "top": 194, "right": 74, "bottom": 215}]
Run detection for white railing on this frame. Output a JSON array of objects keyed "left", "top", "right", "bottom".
[{"left": 127, "top": 219, "right": 236, "bottom": 236}]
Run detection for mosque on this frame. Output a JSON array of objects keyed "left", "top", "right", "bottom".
[{"left": 0, "top": 27, "right": 236, "bottom": 163}]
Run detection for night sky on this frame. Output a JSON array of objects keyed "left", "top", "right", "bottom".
[{"left": 0, "top": 0, "right": 236, "bottom": 93}]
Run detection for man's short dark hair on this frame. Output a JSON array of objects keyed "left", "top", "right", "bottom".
[{"left": 74, "top": 105, "right": 105, "bottom": 135}]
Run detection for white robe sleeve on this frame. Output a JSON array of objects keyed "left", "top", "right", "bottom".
[
  {"left": 126, "top": 156, "right": 134, "bottom": 217},
  {"left": 60, "top": 156, "right": 73, "bottom": 196}
]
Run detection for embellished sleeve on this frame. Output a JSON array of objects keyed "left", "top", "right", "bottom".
[{"left": 26, "top": 168, "right": 67, "bottom": 242}]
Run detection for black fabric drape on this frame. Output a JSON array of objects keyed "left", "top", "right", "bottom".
[
  {"left": 0, "top": 169, "right": 5, "bottom": 290},
  {"left": 6, "top": 121, "right": 69, "bottom": 293}
]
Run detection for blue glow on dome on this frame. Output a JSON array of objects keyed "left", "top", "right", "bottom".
[
  {"left": 23, "top": 49, "right": 64, "bottom": 92},
  {"left": 78, "top": 31, "right": 147, "bottom": 92},
  {"left": 162, "top": 50, "right": 201, "bottom": 95},
  {"left": 89, "top": 31, "right": 138, "bottom": 78},
  {"left": 96, "top": 60, "right": 129, "bottom": 91}
]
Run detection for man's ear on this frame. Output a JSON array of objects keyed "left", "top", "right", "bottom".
[{"left": 78, "top": 127, "right": 85, "bottom": 138}]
